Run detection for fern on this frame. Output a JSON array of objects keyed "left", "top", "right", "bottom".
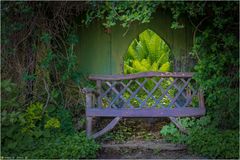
[
  {"left": 124, "top": 29, "right": 171, "bottom": 74},
  {"left": 124, "top": 29, "right": 173, "bottom": 106},
  {"left": 159, "top": 62, "right": 170, "bottom": 72}
]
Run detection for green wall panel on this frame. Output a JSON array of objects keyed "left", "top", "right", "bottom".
[
  {"left": 75, "top": 22, "right": 111, "bottom": 74},
  {"left": 75, "top": 11, "right": 194, "bottom": 75}
]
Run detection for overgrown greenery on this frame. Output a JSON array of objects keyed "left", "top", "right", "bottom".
[
  {"left": 1, "top": 2, "right": 98, "bottom": 158},
  {"left": 160, "top": 117, "right": 239, "bottom": 158},
  {"left": 158, "top": 2, "right": 239, "bottom": 158},
  {"left": 1, "top": 80, "right": 99, "bottom": 158},
  {"left": 1, "top": 1, "right": 239, "bottom": 159},
  {"left": 83, "top": 1, "right": 159, "bottom": 28}
]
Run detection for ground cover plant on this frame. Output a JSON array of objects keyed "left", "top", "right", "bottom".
[{"left": 1, "top": 1, "right": 239, "bottom": 159}]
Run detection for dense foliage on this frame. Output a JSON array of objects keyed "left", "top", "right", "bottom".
[
  {"left": 160, "top": 1, "right": 239, "bottom": 130},
  {"left": 1, "top": 2, "right": 98, "bottom": 158},
  {"left": 159, "top": 2, "right": 239, "bottom": 158},
  {"left": 1, "top": 1, "right": 239, "bottom": 159},
  {"left": 83, "top": 1, "right": 159, "bottom": 28},
  {"left": 160, "top": 117, "right": 239, "bottom": 158},
  {"left": 1, "top": 80, "right": 99, "bottom": 158}
]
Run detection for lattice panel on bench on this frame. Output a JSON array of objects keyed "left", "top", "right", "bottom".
[{"left": 98, "top": 77, "right": 199, "bottom": 109}]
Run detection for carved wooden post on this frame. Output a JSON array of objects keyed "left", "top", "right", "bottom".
[
  {"left": 86, "top": 92, "right": 93, "bottom": 137},
  {"left": 96, "top": 80, "right": 102, "bottom": 108}
]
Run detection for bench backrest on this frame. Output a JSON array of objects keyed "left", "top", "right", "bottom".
[{"left": 87, "top": 72, "right": 205, "bottom": 117}]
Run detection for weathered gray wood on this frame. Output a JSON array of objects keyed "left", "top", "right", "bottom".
[
  {"left": 86, "top": 117, "right": 93, "bottom": 137},
  {"left": 139, "top": 78, "right": 163, "bottom": 108},
  {"left": 182, "top": 89, "right": 198, "bottom": 108},
  {"left": 97, "top": 80, "right": 102, "bottom": 108},
  {"left": 153, "top": 78, "right": 178, "bottom": 108},
  {"left": 89, "top": 72, "right": 194, "bottom": 80},
  {"left": 120, "top": 81, "right": 143, "bottom": 108},
  {"left": 102, "top": 96, "right": 118, "bottom": 109},
  {"left": 173, "top": 83, "right": 187, "bottom": 99},
  {"left": 101, "top": 140, "right": 187, "bottom": 151},
  {"left": 86, "top": 107, "right": 206, "bottom": 117},
  {"left": 169, "top": 117, "right": 188, "bottom": 134},
  {"left": 167, "top": 78, "right": 191, "bottom": 108},
  {"left": 107, "top": 81, "right": 134, "bottom": 108},
  {"left": 101, "top": 81, "right": 117, "bottom": 98},
  {"left": 123, "top": 79, "right": 148, "bottom": 108},
  {"left": 92, "top": 117, "right": 121, "bottom": 139},
  {"left": 82, "top": 87, "right": 99, "bottom": 96},
  {"left": 86, "top": 92, "right": 93, "bottom": 109},
  {"left": 86, "top": 91, "right": 93, "bottom": 137}
]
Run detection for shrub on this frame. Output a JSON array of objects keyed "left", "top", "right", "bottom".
[
  {"left": 160, "top": 116, "right": 239, "bottom": 159},
  {"left": 1, "top": 99, "right": 100, "bottom": 158},
  {"left": 187, "top": 127, "right": 239, "bottom": 158},
  {"left": 25, "top": 132, "right": 100, "bottom": 159}
]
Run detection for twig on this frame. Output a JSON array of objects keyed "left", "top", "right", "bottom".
[
  {"left": 122, "top": 25, "right": 130, "bottom": 37},
  {"left": 189, "top": 16, "right": 210, "bottom": 62},
  {"left": 42, "top": 78, "right": 50, "bottom": 114}
]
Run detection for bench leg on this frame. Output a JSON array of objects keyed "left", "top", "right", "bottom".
[
  {"left": 86, "top": 116, "right": 93, "bottom": 137},
  {"left": 169, "top": 117, "right": 188, "bottom": 134},
  {"left": 92, "top": 116, "right": 121, "bottom": 139}
]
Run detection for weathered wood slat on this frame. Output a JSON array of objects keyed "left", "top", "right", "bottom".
[
  {"left": 153, "top": 78, "right": 178, "bottom": 108},
  {"left": 86, "top": 117, "right": 93, "bottom": 137},
  {"left": 107, "top": 81, "right": 134, "bottom": 108},
  {"left": 123, "top": 79, "right": 148, "bottom": 108},
  {"left": 102, "top": 96, "right": 118, "bottom": 109},
  {"left": 89, "top": 72, "right": 194, "bottom": 80},
  {"left": 139, "top": 78, "right": 164, "bottom": 108},
  {"left": 92, "top": 117, "right": 121, "bottom": 139},
  {"left": 182, "top": 88, "right": 198, "bottom": 108},
  {"left": 120, "top": 81, "right": 143, "bottom": 107},
  {"left": 86, "top": 107, "right": 206, "bottom": 117},
  {"left": 167, "top": 78, "right": 191, "bottom": 108},
  {"left": 101, "top": 81, "right": 117, "bottom": 98},
  {"left": 97, "top": 80, "right": 102, "bottom": 108}
]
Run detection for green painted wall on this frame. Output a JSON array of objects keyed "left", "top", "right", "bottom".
[{"left": 75, "top": 11, "right": 194, "bottom": 75}]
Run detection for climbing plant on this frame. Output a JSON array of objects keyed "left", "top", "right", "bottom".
[{"left": 83, "top": 1, "right": 159, "bottom": 28}]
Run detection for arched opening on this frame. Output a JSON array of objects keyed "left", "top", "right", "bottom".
[{"left": 123, "top": 29, "right": 172, "bottom": 74}]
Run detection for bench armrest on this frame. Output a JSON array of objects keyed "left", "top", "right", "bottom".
[
  {"left": 82, "top": 88, "right": 99, "bottom": 109},
  {"left": 82, "top": 88, "right": 99, "bottom": 96}
]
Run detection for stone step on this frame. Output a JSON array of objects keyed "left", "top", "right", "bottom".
[
  {"left": 98, "top": 140, "right": 204, "bottom": 159},
  {"left": 101, "top": 140, "right": 187, "bottom": 151}
]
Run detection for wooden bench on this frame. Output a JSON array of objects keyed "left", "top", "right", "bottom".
[{"left": 84, "top": 72, "right": 205, "bottom": 138}]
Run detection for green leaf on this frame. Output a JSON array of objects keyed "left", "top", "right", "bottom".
[{"left": 159, "top": 62, "right": 170, "bottom": 72}]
